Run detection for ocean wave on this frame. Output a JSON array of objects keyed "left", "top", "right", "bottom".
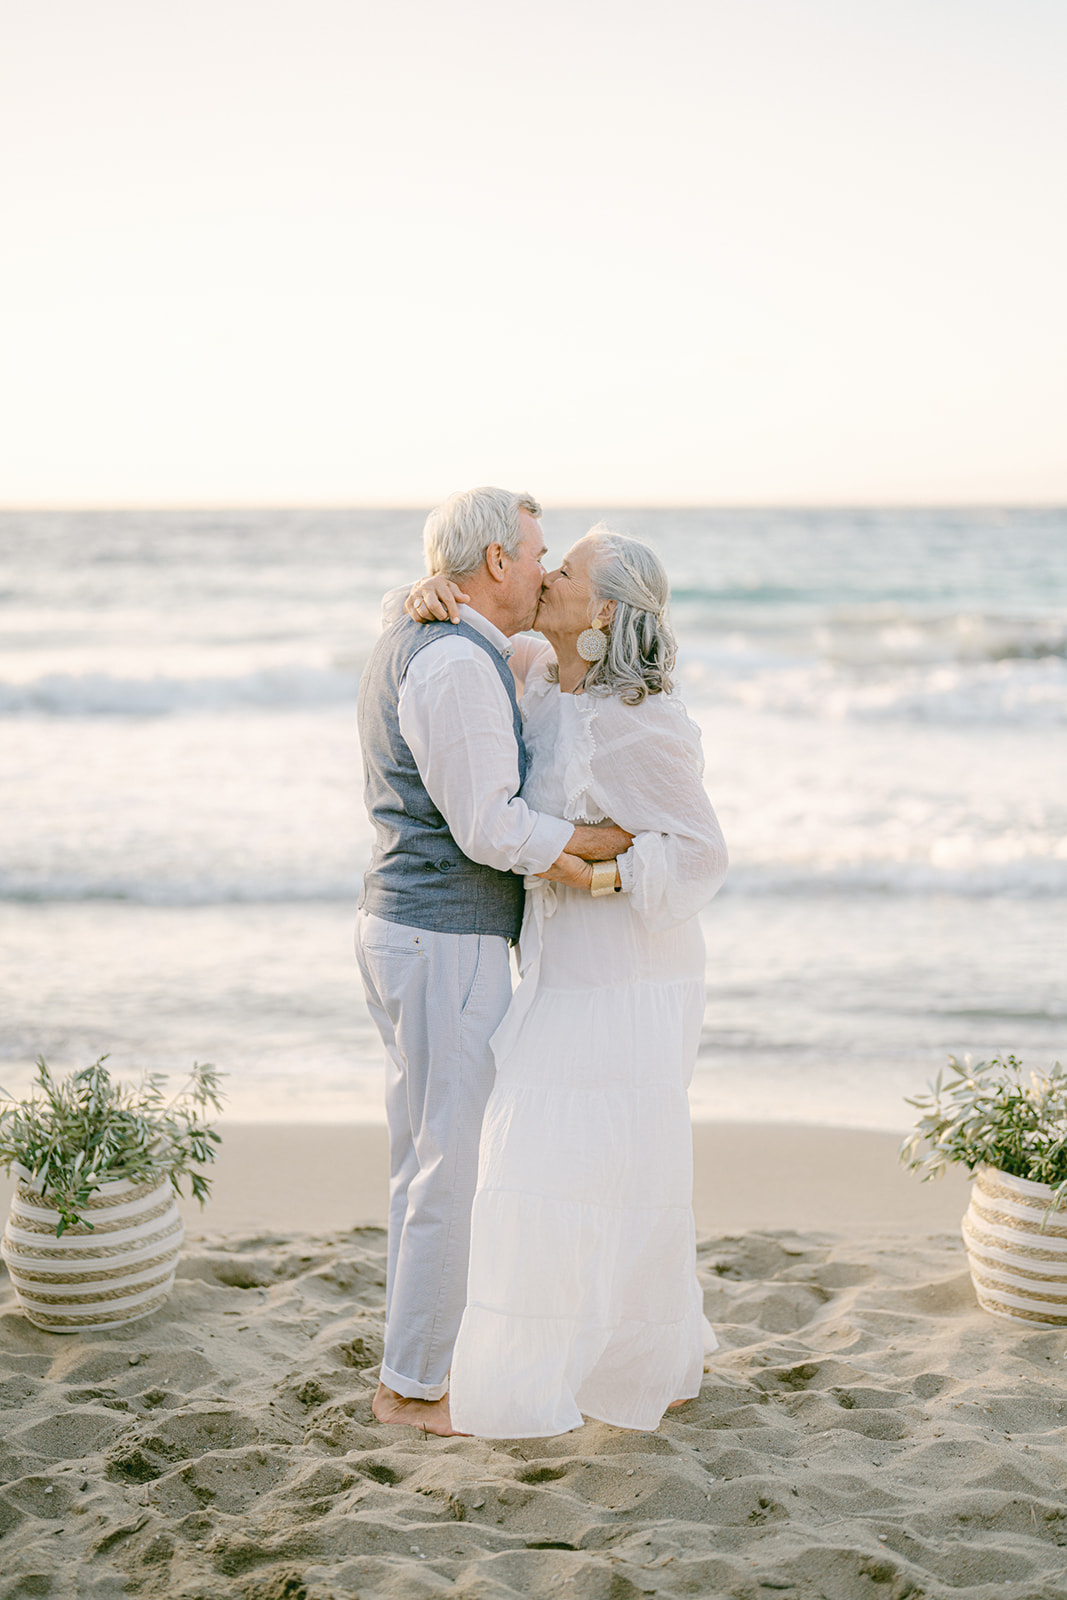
[
  {"left": 0, "top": 874, "right": 364, "bottom": 906},
  {"left": 675, "top": 608, "right": 1067, "bottom": 663},
  {"left": 6, "top": 656, "right": 1065, "bottom": 725},
  {"left": 3, "top": 859, "right": 1066, "bottom": 905},
  {"left": 725, "top": 860, "right": 1067, "bottom": 897},
  {"left": 683, "top": 654, "right": 1067, "bottom": 724},
  {"left": 0, "top": 665, "right": 361, "bottom": 715},
  {"left": 813, "top": 615, "right": 1067, "bottom": 668},
  {"left": 5, "top": 610, "right": 1067, "bottom": 723}
]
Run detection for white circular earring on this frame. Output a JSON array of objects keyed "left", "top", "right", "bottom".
[{"left": 576, "top": 622, "right": 607, "bottom": 662}]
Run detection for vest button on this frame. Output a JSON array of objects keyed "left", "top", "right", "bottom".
[{"left": 436, "top": 859, "right": 454, "bottom": 872}]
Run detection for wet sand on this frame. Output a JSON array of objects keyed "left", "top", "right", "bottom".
[{"left": 0, "top": 1120, "right": 973, "bottom": 1240}]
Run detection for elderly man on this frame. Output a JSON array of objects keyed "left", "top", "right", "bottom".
[{"left": 355, "top": 486, "right": 631, "bottom": 1435}]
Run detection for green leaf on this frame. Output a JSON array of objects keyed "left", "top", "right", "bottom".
[{"left": 0, "top": 1056, "right": 226, "bottom": 1234}]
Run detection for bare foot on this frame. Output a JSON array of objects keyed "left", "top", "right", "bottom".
[
  {"left": 667, "top": 1398, "right": 692, "bottom": 1410},
  {"left": 372, "top": 1382, "right": 468, "bottom": 1437}
]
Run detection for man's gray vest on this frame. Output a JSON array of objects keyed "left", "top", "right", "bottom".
[{"left": 357, "top": 615, "right": 527, "bottom": 940}]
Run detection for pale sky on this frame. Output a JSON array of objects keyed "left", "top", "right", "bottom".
[{"left": 1, "top": 0, "right": 1064, "bottom": 505}]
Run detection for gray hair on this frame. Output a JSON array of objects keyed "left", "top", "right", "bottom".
[
  {"left": 581, "top": 524, "right": 676, "bottom": 704},
  {"left": 423, "top": 486, "right": 542, "bottom": 579}
]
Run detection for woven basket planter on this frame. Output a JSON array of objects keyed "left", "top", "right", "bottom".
[
  {"left": 961, "top": 1165, "right": 1067, "bottom": 1327},
  {"left": 1, "top": 1175, "right": 184, "bottom": 1333}
]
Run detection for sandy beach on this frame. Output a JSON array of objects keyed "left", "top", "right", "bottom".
[
  {"left": 5, "top": 1124, "right": 1067, "bottom": 1599},
  {"left": 0, "top": 1122, "right": 974, "bottom": 1242}
]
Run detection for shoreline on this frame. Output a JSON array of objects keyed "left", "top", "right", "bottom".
[{"left": 0, "top": 1121, "right": 974, "bottom": 1239}]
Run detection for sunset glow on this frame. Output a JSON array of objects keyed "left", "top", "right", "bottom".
[{"left": 2, "top": 0, "right": 1064, "bottom": 505}]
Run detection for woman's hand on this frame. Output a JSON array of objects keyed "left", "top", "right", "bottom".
[
  {"left": 405, "top": 574, "right": 470, "bottom": 624},
  {"left": 537, "top": 852, "right": 594, "bottom": 891}
]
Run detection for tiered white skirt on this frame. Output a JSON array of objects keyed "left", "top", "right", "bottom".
[{"left": 448, "top": 892, "right": 713, "bottom": 1438}]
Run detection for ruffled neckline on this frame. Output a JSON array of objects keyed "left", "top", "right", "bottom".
[
  {"left": 557, "top": 689, "right": 602, "bottom": 823},
  {"left": 520, "top": 668, "right": 604, "bottom": 821}
]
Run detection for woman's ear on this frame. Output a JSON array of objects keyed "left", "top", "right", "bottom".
[{"left": 595, "top": 599, "right": 617, "bottom": 627}]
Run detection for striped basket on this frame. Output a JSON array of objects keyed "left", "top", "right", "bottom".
[
  {"left": 1, "top": 1175, "right": 184, "bottom": 1333},
  {"left": 962, "top": 1165, "right": 1067, "bottom": 1328}
]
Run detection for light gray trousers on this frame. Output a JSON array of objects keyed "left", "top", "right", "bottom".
[{"left": 354, "top": 909, "right": 513, "bottom": 1400}]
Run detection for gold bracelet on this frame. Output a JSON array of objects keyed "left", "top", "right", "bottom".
[{"left": 590, "top": 859, "right": 617, "bottom": 897}]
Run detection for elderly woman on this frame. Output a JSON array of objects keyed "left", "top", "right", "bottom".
[{"left": 408, "top": 525, "right": 728, "bottom": 1437}]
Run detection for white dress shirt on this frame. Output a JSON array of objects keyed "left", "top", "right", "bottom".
[{"left": 379, "top": 590, "right": 573, "bottom": 877}]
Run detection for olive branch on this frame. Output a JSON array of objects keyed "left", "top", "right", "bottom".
[
  {"left": 900, "top": 1054, "right": 1067, "bottom": 1222},
  {"left": 0, "top": 1057, "right": 225, "bottom": 1236}
]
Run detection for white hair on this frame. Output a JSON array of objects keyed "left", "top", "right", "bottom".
[
  {"left": 582, "top": 524, "right": 676, "bottom": 704},
  {"left": 423, "top": 486, "right": 542, "bottom": 579}
]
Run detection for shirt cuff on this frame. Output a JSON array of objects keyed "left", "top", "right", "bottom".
[
  {"left": 615, "top": 846, "right": 636, "bottom": 893},
  {"left": 514, "top": 813, "right": 575, "bottom": 876}
]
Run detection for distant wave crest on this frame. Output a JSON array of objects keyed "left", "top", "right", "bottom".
[
  {"left": 4, "top": 858, "right": 1065, "bottom": 905},
  {"left": 684, "top": 654, "right": 1067, "bottom": 725},
  {"left": 6, "top": 651, "right": 1067, "bottom": 725},
  {"left": 0, "top": 873, "right": 364, "bottom": 906},
  {"left": 675, "top": 607, "right": 1067, "bottom": 669},
  {"left": 726, "top": 859, "right": 1067, "bottom": 897},
  {"left": 0, "top": 665, "right": 361, "bottom": 715}
]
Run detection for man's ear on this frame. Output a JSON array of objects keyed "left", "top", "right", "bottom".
[{"left": 485, "top": 541, "right": 508, "bottom": 582}]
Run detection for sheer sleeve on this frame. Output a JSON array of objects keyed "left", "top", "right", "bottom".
[
  {"left": 380, "top": 585, "right": 409, "bottom": 628},
  {"left": 509, "top": 634, "right": 554, "bottom": 693},
  {"left": 581, "top": 693, "right": 728, "bottom": 932}
]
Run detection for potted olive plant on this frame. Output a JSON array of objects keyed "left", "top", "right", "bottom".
[
  {"left": 0, "top": 1057, "right": 224, "bottom": 1332},
  {"left": 901, "top": 1054, "right": 1067, "bottom": 1327}
]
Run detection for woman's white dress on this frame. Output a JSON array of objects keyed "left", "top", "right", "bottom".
[{"left": 448, "top": 644, "right": 729, "bottom": 1438}]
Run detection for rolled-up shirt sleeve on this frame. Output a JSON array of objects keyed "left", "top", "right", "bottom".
[{"left": 398, "top": 638, "right": 573, "bottom": 876}]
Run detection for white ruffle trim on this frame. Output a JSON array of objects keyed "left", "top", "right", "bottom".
[{"left": 561, "top": 694, "right": 604, "bottom": 822}]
